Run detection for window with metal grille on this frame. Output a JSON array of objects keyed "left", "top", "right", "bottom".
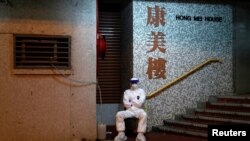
[{"left": 14, "top": 34, "right": 71, "bottom": 69}]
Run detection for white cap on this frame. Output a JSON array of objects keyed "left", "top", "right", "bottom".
[{"left": 130, "top": 77, "right": 139, "bottom": 84}]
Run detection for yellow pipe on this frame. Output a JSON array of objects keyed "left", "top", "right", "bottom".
[{"left": 146, "top": 59, "right": 222, "bottom": 100}]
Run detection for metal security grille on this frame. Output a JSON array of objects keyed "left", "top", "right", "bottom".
[
  {"left": 14, "top": 34, "right": 71, "bottom": 69},
  {"left": 97, "top": 11, "right": 122, "bottom": 103}
]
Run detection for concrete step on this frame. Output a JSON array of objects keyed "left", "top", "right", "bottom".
[
  {"left": 206, "top": 102, "right": 250, "bottom": 112},
  {"left": 163, "top": 119, "right": 207, "bottom": 132},
  {"left": 195, "top": 109, "right": 250, "bottom": 121},
  {"left": 145, "top": 132, "right": 207, "bottom": 141},
  {"left": 152, "top": 95, "right": 250, "bottom": 140},
  {"left": 152, "top": 125, "right": 207, "bottom": 138},
  {"left": 216, "top": 95, "right": 250, "bottom": 104},
  {"left": 182, "top": 114, "right": 250, "bottom": 125}
]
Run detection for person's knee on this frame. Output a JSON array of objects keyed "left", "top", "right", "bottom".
[
  {"left": 139, "top": 111, "right": 147, "bottom": 119},
  {"left": 116, "top": 112, "right": 124, "bottom": 122}
]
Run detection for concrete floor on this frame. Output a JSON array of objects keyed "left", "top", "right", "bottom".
[{"left": 97, "top": 132, "right": 207, "bottom": 141}]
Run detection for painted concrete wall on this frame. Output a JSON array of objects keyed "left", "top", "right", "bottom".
[
  {"left": 132, "top": 0, "right": 233, "bottom": 129},
  {"left": 96, "top": 104, "right": 120, "bottom": 125},
  {"left": 0, "top": 0, "right": 97, "bottom": 141}
]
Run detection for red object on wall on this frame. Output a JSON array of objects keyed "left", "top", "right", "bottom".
[
  {"left": 96, "top": 0, "right": 106, "bottom": 60},
  {"left": 97, "top": 32, "right": 106, "bottom": 59}
]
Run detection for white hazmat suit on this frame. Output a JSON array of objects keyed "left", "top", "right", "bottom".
[{"left": 114, "top": 78, "right": 147, "bottom": 141}]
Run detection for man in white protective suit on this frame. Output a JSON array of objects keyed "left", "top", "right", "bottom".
[{"left": 114, "top": 78, "right": 147, "bottom": 141}]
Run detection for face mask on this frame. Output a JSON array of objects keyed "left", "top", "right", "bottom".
[{"left": 131, "top": 84, "right": 138, "bottom": 89}]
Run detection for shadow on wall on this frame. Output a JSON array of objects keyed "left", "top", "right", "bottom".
[{"left": 0, "top": 0, "right": 94, "bottom": 22}]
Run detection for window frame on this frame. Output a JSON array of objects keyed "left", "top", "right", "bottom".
[{"left": 13, "top": 34, "right": 71, "bottom": 70}]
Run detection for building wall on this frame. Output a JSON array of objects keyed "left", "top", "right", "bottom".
[
  {"left": 132, "top": 0, "right": 233, "bottom": 129},
  {"left": 121, "top": 1, "right": 134, "bottom": 93},
  {"left": 234, "top": 2, "right": 250, "bottom": 94},
  {"left": 0, "top": 0, "right": 97, "bottom": 141}
]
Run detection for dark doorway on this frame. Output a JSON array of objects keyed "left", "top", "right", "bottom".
[
  {"left": 96, "top": 1, "right": 123, "bottom": 103},
  {"left": 234, "top": 2, "right": 250, "bottom": 94}
]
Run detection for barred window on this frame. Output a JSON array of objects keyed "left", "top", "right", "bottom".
[{"left": 14, "top": 34, "right": 71, "bottom": 69}]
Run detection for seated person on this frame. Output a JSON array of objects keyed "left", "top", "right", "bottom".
[{"left": 114, "top": 78, "right": 147, "bottom": 141}]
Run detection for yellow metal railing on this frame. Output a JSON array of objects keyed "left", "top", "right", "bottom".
[{"left": 146, "top": 59, "right": 222, "bottom": 100}]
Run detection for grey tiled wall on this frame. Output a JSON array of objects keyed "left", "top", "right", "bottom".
[{"left": 132, "top": 0, "right": 233, "bottom": 129}]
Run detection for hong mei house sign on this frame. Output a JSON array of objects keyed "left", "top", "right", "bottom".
[{"left": 176, "top": 15, "right": 223, "bottom": 22}]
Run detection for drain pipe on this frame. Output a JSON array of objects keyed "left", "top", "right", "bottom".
[{"left": 97, "top": 78, "right": 106, "bottom": 140}]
